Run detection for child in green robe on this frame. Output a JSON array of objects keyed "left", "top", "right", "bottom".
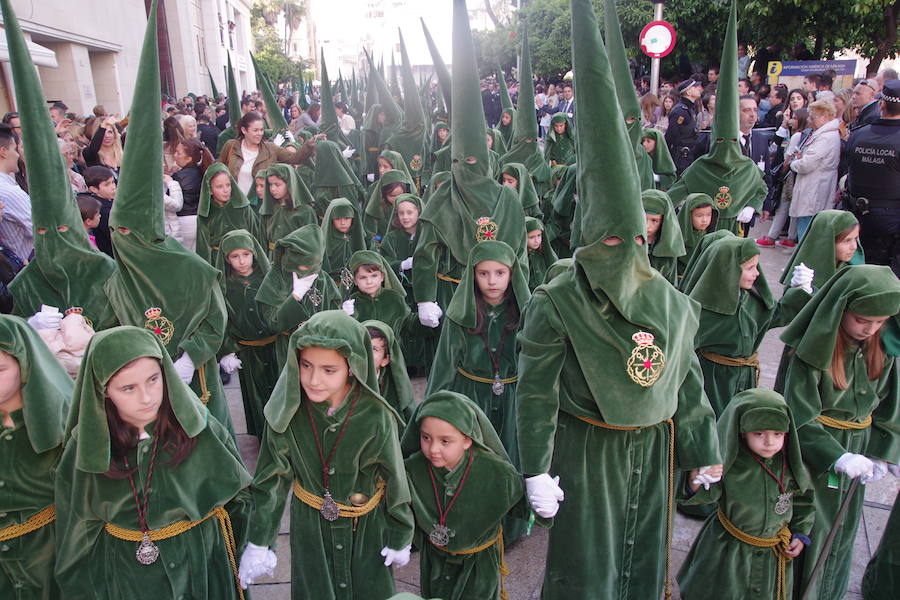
[
  {"left": 260, "top": 163, "right": 318, "bottom": 255},
  {"left": 499, "top": 163, "right": 543, "bottom": 219},
  {"left": 255, "top": 224, "right": 342, "bottom": 368},
  {"left": 543, "top": 113, "right": 576, "bottom": 167},
  {"left": 239, "top": 311, "right": 415, "bottom": 599},
  {"left": 525, "top": 217, "right": 558, "bottom": 291},
  {"left": 55, "top": 326, "right": 252, "bottom": 600},
  {"left": 196, "top": 163, "right": 262, "bottom": 266},
  {"left": 379, "top": 193, "right": 421, "bottom": 298},
  {"left": 400, "top": 391, "right": 527, "bottom": 600},
  {"left": 215, "top": 229, "right": 280, "bottom": 439},
  {"left": 321, "top": 198, "right": 366, "bottom": 295},
  {"left": 641, "top": 129, "right": 677, "bottom": 190},
  {"left": 678, "top": 389, "right": 813, "bottom": 600},
  {"left": 641, "top": 189, "right": 685, "bottom": 284},
  {"left": 342, "top": 250, "right": 418, "bottom": 336},
  {"left": 780, "top": 266, "right": 900, "bottom": 600},
  {"left": 364, "top": 169, "right": 411, "bottom": 247},
  {"left": 676, "top": 192, "right": 719, "bottom": 277},
  {"left": 0, "top": 316, "right": 72, "bottom": 600},
  {"left": 364, "top": 320, "right": 415, "bottom": 424}
]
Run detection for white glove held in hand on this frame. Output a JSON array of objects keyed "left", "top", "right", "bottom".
[
  {"left": 284, "top": 130, "right": 295, "bottom": 143},
  {"left": 525, "top": 474, "right": 565, "bottom": 518},
  {"left": 692, "top": 465, "right": 723, "bottom": 491},
  {"left": 381, "top": 545, "right": 411, "bottom": 567},
  {"left": 173, "top": 353, "right": 195, "bottom": 383},
  {"left": 834, "top": 452, "right": 875, "bottom": 480},
  {"left": 342, "top": 145, "right": 354, "bottom": 158},
  {"left": 366, "top": 173, "right": 376, "bottom": 183},
  {"left": 417, "top": 301, "right": 443, "bottom": 328},
  {"left": 27, "top": 310, "right": 63, "bottom": 331},
  {"left": 291, "top": 272, "right": 319, "bottom": 301},
  {"left": 219, "top": 353, "right": 242, "bottom": 374},
  {"left": 341, "top": 299, "right": 356, "bottom": 316},
  {"left": 790, "top": 262, "right": 815, "bottom": 294},
  {"left": 736, "top": 206, "right": 756, "bottom": 223},
  {"left": 238, "top": 542, "right": 277, "bottom": 589},
  {"left": 864, "top": 459, "right": 889, "bottom": 484},
  {"left": 400, "top": 257, "right": 413, "bottom": 271}
]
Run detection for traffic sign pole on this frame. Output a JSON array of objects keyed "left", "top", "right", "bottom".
[{"left": 649, "top": 2, "right": 664, "bottom": 95}]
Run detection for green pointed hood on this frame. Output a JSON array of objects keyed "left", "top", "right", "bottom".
[
  {"left": 251, "top": 52, "right": 290, "bottom": 132},
  {"left": 390, "top": 53, "right": 402, "bottom": 102},
  {"left": 208, "top": 67, "right": 220, "bottom": 99},
  {"left": 264, "top": 310, "right": 396, "bottom": 432},
  {"left": 642, "top": 128, "right": 677, "bottom": 184},
  {"left": 666, "top": 2, "right": 767, "bottom": 219},
  {"left": 0, "top": 315, "right": 73, "bottom": 453},
  {"left": 67, "top": 326, "right": 209, "bottom": 473},
  {"left": 198, "top": 162, "right": 250, "bottom": 217},
  {"left": 569, "top": 0, "right": 664, "bottom": 323},
  {"left": 717, "top": 389, "right": 812, "bottom": 493},
  {"left": 109, "top": 0, "right": 165, "bottom": 240},
  {"left": 348, "top": 250, "right": 405, "bottom": 296},
  {"left": 2, "top": 0, "right": 116, "bottom": 322},
  {"left": 450, "top": 0, "right": 489, "bottom": 174},
  {"left": 421, "top": 18, "right": 452, "bottom": 115},
  {"left": 318, "top": 50, "right": 351, "bottom": 147},
  {"left": 364, "top": 62, "right": 380, "bottom": 115},
  {"left": 511, "top": 28, "right": 537, "bottom": 143},
  {"left": 365, "top": 169, "right": 412, "bottom": 221},
  {"left": 226, "top": 53, "right": 240, "bottom": 128},
  {"left": 780, "top": 265, "right": 900, "bottom": 370},
  {"left": 641, "top": 189, "right": 685, "bottom": 259},
  {"left": 497, "top": 67, "right": 513, "bottom": 111},
  {"left": 254, "top": 223, "right": 326, "bottom": 310},
  {"left": 779, "top": 210, "right": 862, "bottom": 288},
  {"left": 680, "top": 235, "right": 773, "bottom": 315},
  {"left": 298, "top": 71, "right": 310, "bottom": 110},
  {"left": 385, "top": 29, "right": 428, "bottom": 179},
  {"left": 364, "top": 49, "right": 402, "bottom": 125}
]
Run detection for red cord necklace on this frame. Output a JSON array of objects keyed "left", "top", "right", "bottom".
[
  {"left": 426, "top": 448, "right": 475, "bottom": 546},
  {"left": 123, "top": 434, "right": 161, "bottom": 564},
  {"left": 305, "top": 387, "right": 359, "bottom": 521},
  {"left": 751, "top": 450, "right": 792, "bottom": 515}
]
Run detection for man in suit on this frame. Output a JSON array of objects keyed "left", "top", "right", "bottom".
[
  {"left": 850, "top": 79, "right": 881, "bottom": 130},
  {"left": 556, "top": 83, "right": 576, "bottom": 122}
]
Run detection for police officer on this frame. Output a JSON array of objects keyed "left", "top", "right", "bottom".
[
  {"left": 845, "top": 79, "right": 900, "bottom": 275},
  {"left": 665, "top": 78, "right": 702, "bottom": 175}
]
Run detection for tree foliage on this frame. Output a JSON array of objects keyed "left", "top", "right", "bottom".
[{"left": 250, "top": 2, "right": 310, "bottom": 84}]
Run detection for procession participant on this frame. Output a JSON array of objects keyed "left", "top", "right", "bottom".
[
  {"left": 384, "top": 31, "right": 429, "bottom": 194},
  {"left": 515, "top": 1, "right": 721, "bottom": 597},
  {"left": 524, "top": 217, "right": 558, "bottom": 291},
  {"left": 640, "top": 189, "right": 685, "bottom": 284},
  {"left": 196, "top": 163, "right": 261, "bottom": 265},
  {"left": 542, "top": 114, "right": 575, "bottom": 167},
  {"left": 321, "top": 198, "right": 367, "bottom": 294},
  {"left": 499, "top": 163, "right": 543, "bottom": 219},
  {"left": 495, "top": 68, "right": 516, "bottom": 149},
  {"left": 642, "top": 128, "right": 678, "bottom": 190},
  {"left": 364, "top": 320, "right": 416, "bottom": 424},
  {"left": 677, "top": 193, "right": 719, "bottom": 276}
]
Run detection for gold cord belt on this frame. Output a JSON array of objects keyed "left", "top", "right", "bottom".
[
  {"left": 816, "top": 414, "right": 873, "bottom": 430},
  {"left": 717, "top": 508, "right": 792, "bottom": 600},
  {"left": 211, "top": 245, "right": 220, "bottom": 251},
  {"left": 429, "top": 525, "right": 509, "bottom": 600},
  {"left": 268, "top": 242, "right": 276, "bottom": 250},
  {"left": 105, "top": 506, "right": 243, "bottom": 600},
  {"left": 0, "top": 505, "right": 55, "bottom": 542},
  {"left": 575, "top": 415, "right": 677, "bottom": 599},
  {"left": 237, "top": 334, "right": 278, "bottom": 347},
  {"left": 436, "top": 273, "right": 461, "bottom": 284},
  {"left": 367, "top": 147, "right": 380, "bottom": 152},
  {"left": 196, "top": 364, "right": 210, "bottom": 405},
  {"left": 292, "top": 479, "right": 385, "bottom": 518},
  {"left": 456, "top": 367, "right": 517, "bottom": 385},
  {"left": 698, "top": 350, "right": 761, "bottom": 385}
]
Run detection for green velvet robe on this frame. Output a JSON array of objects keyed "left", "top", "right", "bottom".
[
  {"left": 677, "top": 447, "right": 814, "bottom": 599},
  {"left": 516, "top": 273, "right": 720, "bottom": 599},
  {"left": 248, "top": 387, "right": 415, "bottom": 600},
  {"left": 263, "top": 203, "right": 318, "bottom": 256},
  {"left": 404, "top": 450, "right": 525, "bottom": 600},
  {"left": 527, "top": 247, "right": 554, "bottom": 291},
  {"left": 349, "top": 289, "right": 417, "bottom": 351},
  {"left": 0, "top": 410, "right": 60, "bottom": 600},
  {"left": 222, "top": 268, "right": 279, "bottom": 438},
  {"left": 784, "top": 349, "right": 900, "bottom": 600},
  {"left": 197, "top": 204, "right": 262, "bottom": 266},
  {"left": 862, "top": 492, "right": 900, "bottom": 599},
  {"left": 54, "top": 418, "right": 252, "bottom": 600}
]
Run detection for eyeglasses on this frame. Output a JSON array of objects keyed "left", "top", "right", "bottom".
[{"left": 858, "top": 80, "right": 877, "bottom": 91}]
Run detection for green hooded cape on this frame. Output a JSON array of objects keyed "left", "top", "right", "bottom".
[
  {"left": 640, "top": 189, "right": 685, "bottom": 283},
  {"left": 321, "top": 197, "right": 366, "bottom": 287},
  {"left": 4, "top": 0, "right": 116, "bottom": 328},
  {"left": 525, "top": 217, "right": 558, "bottom": 291},
  {"left": 251, "top": 52, "right": 290, "bottom": 133},
  {"left": 642, "top": 128, "right": 677, "bottom": 190},
  {"left": 216, "top": 53, "right": 241, "bottom": 155},
  {"left": 313, "top": 139, "right": 366, "bottom": 217},
  {"left": 677, "top": 192, "right": 719, "bottom": 275},
  {"left": 496, "top": 68, "right": 516, "bottom": 149},
  {"left": 779, "top": 265, "right": 900, "bottom": 600},
  {"left": 779, "top": 209, "right": 863, "bottom": 289},
  {"left": 103, "top": 2, "right": 231, "bottom": 434},
  {"left": 0, "top": 314, "right": 73, "bottom": 598},
  {"left": 543, "top": 113, "right": 576, "bottom": 166},
  {"left": 666, "top": 2, "right": 767, "bottom": 233},
  {"left": 412, "top": 0, "right": 526, "bottom": 308},
  {"left": 196, "top": 162, "right": 262, "bottom": 265},
  {"left": 400, "top": 391, "right": 526, "bottom": 600},
  {"left": 364, "top": 169, "right": 412, "bottom": 245},
  {"left": 249, "top": 311, "right": 413, "bottom": 598},
  {"left": 678, "top": 389, "right": 813, "bottom": 599},
  {"left": 56, "top": 324, "right": 251, "bottom": 599},
  {"left": 514, "top": 1, "right": 719, "bottom": 597},
  {"left": 362, "top": 319, "right": 415, "bottom": 423},
  {"left": 259, "top": 163, "right": 318, "bottom": 251},
  {"left": 500, "top": 162, "right": 543, "bottom": 219}
]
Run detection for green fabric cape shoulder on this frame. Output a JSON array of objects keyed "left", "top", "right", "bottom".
[
  {"left": 525, "top": 217, "right": 558, "bottom": 290},
  {"left": 196, "top": 162, "right": 261, "bottom": 264},
  {"left": 779, "top": 209, "right": 863, "bottom": 288},
  {"left": 641, "top": 189, "right": 686, "bottom": 259},
  {"left": 680, "top": 236, "right": 773, "bottom": 315},
  {"left": 5, "top": 0, "right": 116, "bottom": 327},
  {"left": 500, "top": 162, "right": 543, "bottom": 218}
]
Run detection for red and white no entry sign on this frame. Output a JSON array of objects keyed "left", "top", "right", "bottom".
[{"left": 639, "top": 20, "right": 677, "bottom": 59}]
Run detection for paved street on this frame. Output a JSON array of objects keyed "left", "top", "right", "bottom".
[{"left": 227, "top": 222, "right": 897, "bottom": 599}]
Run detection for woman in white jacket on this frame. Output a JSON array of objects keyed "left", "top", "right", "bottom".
[{"left": 788, "top": 100, "right": 841, "bottom": 240}]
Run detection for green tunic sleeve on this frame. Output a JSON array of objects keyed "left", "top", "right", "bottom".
[
  {"left": 179, "top": 285, "right": 228, "bottom": 366},
  {"left": 673, "top": 351, "right": 722, "bottom": 470},
  {"left": 412, "top": 221, "right": 444, "bottom": 303},
  {"left": 247, "top": 426, "right": 295, "bottom": 547},
  {"left": 865, "top": 358, "right": 900, "bottom": 463}
]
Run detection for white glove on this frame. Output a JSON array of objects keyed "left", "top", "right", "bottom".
[
  {"left": 342, "top": 145, "right": 354, "bottom": 158},
  {"left": 381, "top": 545, "right": 411, "bottom": 567},
  {"left": 341, "top": 299, "right": 356, "bottom": 316},
  {"left": 790, "top": 262, "right": 815, "bottom": 294},
  {"left": 27, "top": 309, "right": 63, "bottom": 330},
  {"left": 284, "top": 130, "right": 295, "bottom": 143},
  {"left": 525, "top": 473, "right": 565, "bottom": 518},
  {"left": 888, "top": 463, "right": 900, "bottom": 477},
  {"left": 864, "top": 459, "right": 889, "bottom": 484},
  {"left": 219, "top": 353, "right": 242, "bottom": 374},
  {"left": 417, "top": 301, "right": 443, "bottom": 328},
  {"left": 736, "top": 206, "right": 756, "bottom": 223},
  {"left": 400, "top": 257, "right": 413, "bottom": 271},
  {"left": 692, "top": 465, "right": 723, "bottom": 491},
  {"left": 291, "top": 272, "right": 319, "bottom": 302},
  {"left": 173, "top": 353, "right": 195, "bottom": 383},
  {"left": 834, "top": 452, "right": 875, "bottom": 480},
  {"left": 238, "top": 542, "right": 277, "bottom": 589},
  {"left": 271, "top": 133, "right": 285, "bottom": 147},
  {"left": 366, "top": 173, "right": 375, "bottom": 182}
]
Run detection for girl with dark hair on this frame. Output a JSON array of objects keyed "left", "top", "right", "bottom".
[
  {"left": 162, "top": 116, "right": 185, "bottom": 175},
  {"left": 363, "top": 169, "right": 411, "bottom": 246},
  {"left": 172, "top": 138, "right": 213, "bottom": 252},
  {"left": 54, "top": 326, "right": 252, "bottom": 599},
  {"left": 258, "top": 163, "right": 316, "bottom": 253}
]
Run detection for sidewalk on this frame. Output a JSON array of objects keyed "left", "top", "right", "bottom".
[{"left": 230, "top": 222, "right": 897, "bottom": 599}]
